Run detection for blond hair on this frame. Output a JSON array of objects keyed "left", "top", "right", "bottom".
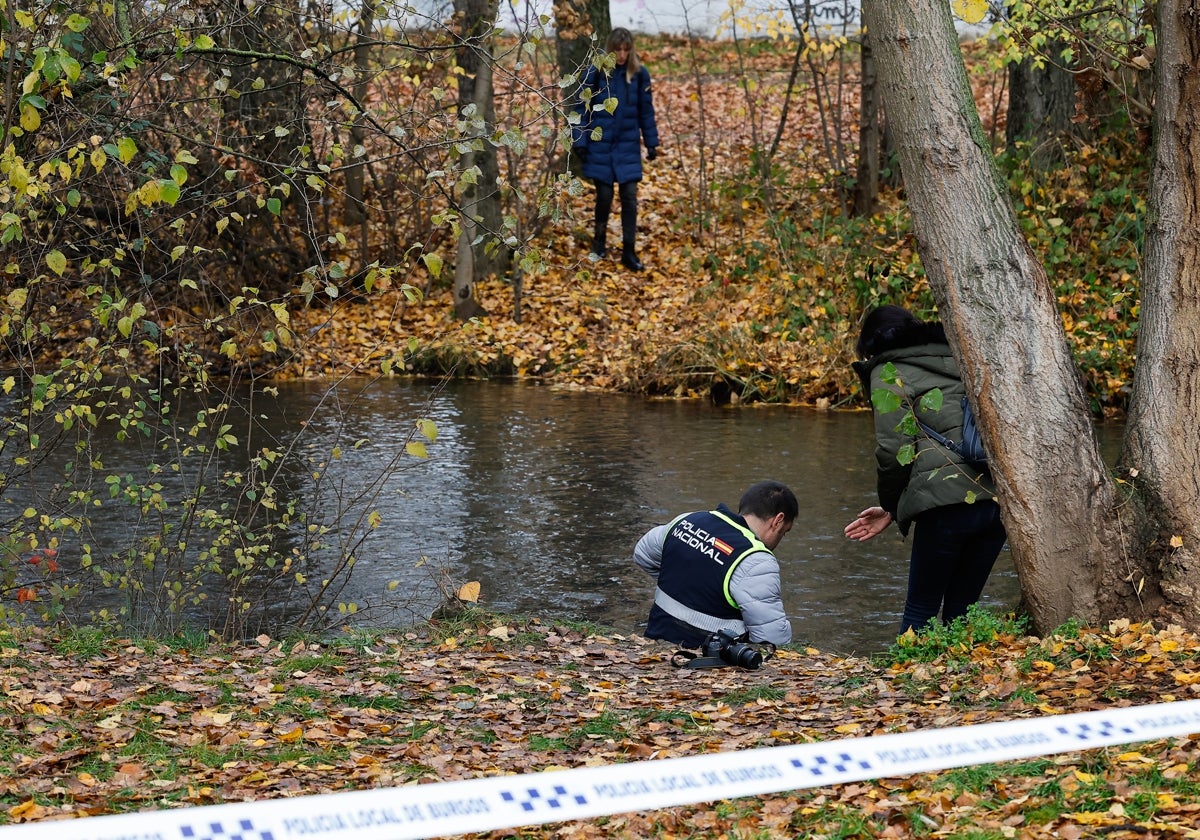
[{"left": 606, "top": 27, "right": 641, "bottom": 82}]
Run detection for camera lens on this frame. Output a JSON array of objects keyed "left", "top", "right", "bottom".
[{"left": 721, "top": 642, "right": 763, "bottom": 670}]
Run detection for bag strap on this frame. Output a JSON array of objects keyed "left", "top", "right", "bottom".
[
  {"left": 671, "top": 649, "right": 729, "bottom": 669},
  {"left": 916, "top": 417, "right": 962, "bottom": 453},
  {"left": 917, "top": 396, "right": 988, "bottom": 466},
  {"left": 670, "top": 642, "right": 777, "bottom": 670}
]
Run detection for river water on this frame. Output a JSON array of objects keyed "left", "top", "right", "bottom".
[{"left": 38, "top": 377, "right": 1076, "bottom": 656}]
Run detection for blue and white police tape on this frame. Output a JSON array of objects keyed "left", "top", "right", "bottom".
[{"left": 4, "top": 698, "right": 1200, "bottom": 840}]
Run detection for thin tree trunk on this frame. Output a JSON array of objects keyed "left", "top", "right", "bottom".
[
  {"left": 555, "top": 0, "right": 608, "bottom": 180},
  {"left": 455, "top": 0, "right": 506, "bottom": 281},
  {"left": 555, "top": 0, "right": 608, "bottom": 82},
  {"left": 344, "top": 0, "right": 375, "bottom": 258},
  {"left": 1006, "top": 42, "right": 1076, "bottom": 170},
  {"left": 853, "top": 32, "right": 881, "bottom": 217}
]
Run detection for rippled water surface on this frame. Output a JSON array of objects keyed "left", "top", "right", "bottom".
[
  {"left": 33, "top": 379, "right": 1122, "bottom": 655},
  {"left": 251, "top": 379, "right": 1022, "bottom": 655}
]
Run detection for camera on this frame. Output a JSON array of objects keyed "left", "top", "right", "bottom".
[{"left": 702, "top": 629, "right": 763, "bottom": 670}]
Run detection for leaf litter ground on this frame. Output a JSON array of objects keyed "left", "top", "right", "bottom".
[{"left": 4, "top": 616, "right": 1200, "bottom": 837}]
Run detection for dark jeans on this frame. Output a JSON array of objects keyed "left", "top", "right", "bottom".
[
  {"left": 593, "top": 180, "right": 639, "bottom": 252},
  {"left": 901, "top": 501, "right": 1006, "bottom": 633}
]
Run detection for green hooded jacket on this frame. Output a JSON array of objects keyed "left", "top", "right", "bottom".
[{"left": 854, "top": 342, "right": 996, "bottom": 536}]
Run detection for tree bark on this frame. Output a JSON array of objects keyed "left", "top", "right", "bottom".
[
  {"left": 861, "top": 0, "right": 1152, "bottom": 633},
  {"left": 555, "top": 0, "right": 609, "bottom": 84},
  {"left": 853, "top": 32, "right": 882, "bottom": 217},
  {"left": 455, "top": 0, "right": 507, "bottom": 282},
  {"left": 555, "top": 0, "right": 608, "bottom": 179},
  {"left": 1006, "top": 42, "right": 1077, "bottom": 170},
  {"left": 1119, "top": 0, "right": 1200, "bottom": 626},
  {"left": 344, "top": 0, "right": 375, "bottom": 247}
]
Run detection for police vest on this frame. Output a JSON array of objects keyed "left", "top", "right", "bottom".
[{"left": 646, "top": 505, "right": 770, "bottom": 647}]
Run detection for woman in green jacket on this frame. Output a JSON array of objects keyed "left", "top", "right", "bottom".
[{"left": 843, "top": 305, "right": 1007, "bottom": 633}]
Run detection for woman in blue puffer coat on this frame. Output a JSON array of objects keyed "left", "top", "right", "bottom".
[{"left": 572, "top": 28, "right": 660, "bottom": 272}]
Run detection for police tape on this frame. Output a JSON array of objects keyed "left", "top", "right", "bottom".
[{"left": 5, "top": 698, "right": 1200, "bottom": 840}]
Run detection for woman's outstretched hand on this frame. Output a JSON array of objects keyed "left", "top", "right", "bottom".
[{"left": 844, "top": 506, "right": 892, "bottom": 542}]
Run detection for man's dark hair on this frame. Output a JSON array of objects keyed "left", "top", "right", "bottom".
[{"left": 738, "top": 480, "right": 798, "bottom": 523}]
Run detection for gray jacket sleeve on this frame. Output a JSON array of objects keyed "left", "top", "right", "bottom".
[
  {"left": 728, "top": 551, "right": 792, "bottom": 645},
  {"left": 632, "top": 524, "right": 670, "bottom": 578}
]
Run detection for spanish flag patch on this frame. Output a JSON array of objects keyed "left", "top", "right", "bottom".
[{"left": 713, "top": 538, "right": 733, "bottom": 555}]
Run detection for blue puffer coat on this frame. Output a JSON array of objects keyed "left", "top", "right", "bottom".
[{"left": 573, "top": 63, "right": 659, "bottom": 184}]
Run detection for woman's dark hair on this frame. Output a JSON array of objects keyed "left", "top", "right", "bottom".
[
  {"left": 856, "top": 305, "right": 926, "bottom": 358},
  {"left": 738, "top": 480, "right": 798, "bottom": 524}
]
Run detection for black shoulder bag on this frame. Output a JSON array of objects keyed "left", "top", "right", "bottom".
[{"left": 916, "top": 396, "right": 989, "bottom": 470}]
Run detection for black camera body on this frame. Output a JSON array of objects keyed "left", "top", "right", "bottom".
[{"left": 702, "top": 629, "right": 763, "bottom": 670}]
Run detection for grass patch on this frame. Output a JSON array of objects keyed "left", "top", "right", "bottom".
[
  {"left": 528, "top": 711, "right": 630, "bottom": 752},
  {"left": 790, "top": 802, "right": 882, "bottom": 838},
  {"left": 719, "top": 685, "right": 787, "bottom": 706},
  {"left": 278, "top": 652, "right": 346, "bottom": 673},
  {"left": 52, "top": 626, "right": 109, "bottom": 658},
  {"left": 881, "top": 606, "right": 1029, "bottom": 666},
  {"left": 341, "top": 693, "right": 410, "bottom": 712}
]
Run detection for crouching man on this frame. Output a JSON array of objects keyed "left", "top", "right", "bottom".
[{"left": 632, "top": 480, "right": 797, "bottom": 649}]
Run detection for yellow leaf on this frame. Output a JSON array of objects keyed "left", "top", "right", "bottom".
[
  {"left": 117, "top": 136, "right": 138, "bottom": 164},
  {"left": 7, "top": 800, "right": 47, "bottom": 821},
  {"left": 1074, "top": 769, "right": 1095, "bottom": 783},
  {"left": 19, "top": 102, "right": 41, "bottom": 132},
  {"left": 834, "top": 722, "right": 861, "bottom": 734},
  {"left": 487, "top": 625, "right": 512, "bottom": 640},
  {"left": 405, "top": 441, "right": 428, "bottom": 458},
  {"left": 951, "top": 0, "right": 988, "bottom": 24},
  {"left": 1170, "top": 534, "right": 1184, "bottom": 548},
  {"left": 417, "top": 418, "right": 438, "bottom": 441},
  {"left": 279, "top": 726, "right": 303, "bottom": 742},
  {"left": 1031, "top": 660, "right": 1056, "bottom": 673},
  {"left": 45, "top": 250, "right": 66, "bottom": 277},
  {"left": 456, "top": 580, "right": 481, "bottom": 602}
]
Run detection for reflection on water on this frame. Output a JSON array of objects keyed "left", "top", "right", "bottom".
[
  {"left": 365, "top": 380, "right": 1023, "bottom": 655},
  {"left": 23, "top": 378, "right": 1123, "bottom": 655}
]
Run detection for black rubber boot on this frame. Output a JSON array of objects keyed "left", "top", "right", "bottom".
[{"left": 621, "top": 248, "right": 644, "bottom": 272}]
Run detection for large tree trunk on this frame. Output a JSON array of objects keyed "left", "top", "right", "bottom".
[
  {"left": 860, "top": 0, "right": 1161, "bottom": 633},
  {"left": 1119, "top": 0, "right": 1200, "bottom": 627}
]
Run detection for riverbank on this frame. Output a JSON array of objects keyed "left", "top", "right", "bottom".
[
  {"left": 3, "top": 612, "right": 1199, "bottom": 837},
  {"left": 274, "top": 36, "right": 1138, "bottom": 413}
]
